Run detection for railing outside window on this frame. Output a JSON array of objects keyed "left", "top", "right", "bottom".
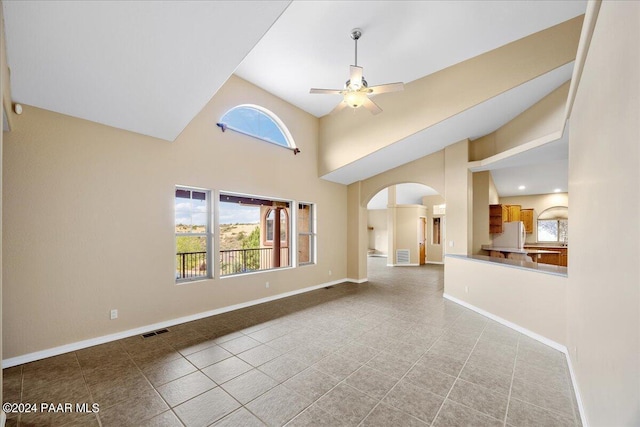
[
  {"left": 176, "top": 251, "right": 207, "bottom": 280},
  {"left": 177, "top": 248, "right": 290, "bottom": 279}
]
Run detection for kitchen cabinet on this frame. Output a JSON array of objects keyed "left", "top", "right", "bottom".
[
  {"left": 524, "top": 246, "right": 568, "bottom": 267},
  {"left": 521, "top": 209, "right": 534, "bottom": 233},
  {"left": 507, "top": 205, "right": 521, "bottom": 222},
  {"left": 489, "top": 204, "right": 508, "bottom": 234}
]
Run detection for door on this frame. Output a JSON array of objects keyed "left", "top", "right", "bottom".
[{"left": 419, "top": 217, "right": 426, "bottom": 265}]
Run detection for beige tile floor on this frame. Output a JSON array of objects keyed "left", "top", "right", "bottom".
[{"left": 3, "top": 257, "right": 582, "bottom": 426}]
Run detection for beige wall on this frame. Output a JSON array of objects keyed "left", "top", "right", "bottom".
[
  {"left": 347, "top": 150, "right": 445, "bottom": 279},
  {"left": 2, "top": 75, "right": 348, "bottom": 359},
  {"left": 346, "top": 182, "right": 367, "bottom": 281},
  {"left": 422, "top": 194, "right": 446, "bottom": 263},
  {"left": 360, "top": 151, "right": 445, "bottom": 206},
  {"left": 319, "top": 17, "right": 583, "bottom": 176},
  {"left": 444, "top": 140, "right": 472, "bottom": 255},
  {"left": 0, "top": 0, "right": 6, "bottom": 406},
  {"left": 391, "top": 205, "right": 427, "bottom": 265},
  {"left": 366, "top": 209, "right": 387, "bottom": 255},
  {"left": 567, "top": 1, "right": 639, "bottom": 425},
  {"left": 445, "top": 256, "right": 567, "bottom": 345},
  {"left": 472, "top": 171, "right": 498, "bottom": 254},
  {"left": 499, "top": 193, "right": 569, "bottom": 244},
  {"left": 471, "top": 81, "right": 571, "bottom": 160}
]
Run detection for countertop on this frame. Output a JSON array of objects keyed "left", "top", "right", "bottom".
[
  {"left": 481, "top": 245, "right": 560, "bottom": 254},
  {"left": 447, "top": 254, "right": 568, "bottom": 277}
]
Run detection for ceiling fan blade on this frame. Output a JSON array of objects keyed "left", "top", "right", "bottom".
[
  {"left": 350, "top": 66, "right": 363, "bottom": 88},
  {"left": 310, "top": 88, "right": 343, "bottom": 95},
  {"left": 367, "top": 82, "right": 405, "bottom": 95},
  {"left": 362, "top": 97, "right": 382, "bottom": 115},
  {"left": 329, "top": 101, "right": 348, "bottom": 115}
]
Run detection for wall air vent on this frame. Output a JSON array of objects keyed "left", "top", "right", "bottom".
[{"left": 396, "top": 249, "right": 410, "bottom": 265}]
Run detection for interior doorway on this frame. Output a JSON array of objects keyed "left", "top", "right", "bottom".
[
  {"left": 365, "top": 183, "right": 444, "bottom": 272},
  {"left": 419, "top": 216, "right": 426, "bottom": 265}
]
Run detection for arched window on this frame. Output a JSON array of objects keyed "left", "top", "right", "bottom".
[
  {"left": 537, "top": 206, "right": 568, "bottom": 243},
  {"left": 217, "top": 104, "right": 297, "bottom": 151},
  {"left": 265, "top": 208, "right": 288, "bottom": 245}
]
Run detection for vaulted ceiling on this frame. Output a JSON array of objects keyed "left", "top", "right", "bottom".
[{"left": 2, "top": 1, "right": 586, "bottom": 195}]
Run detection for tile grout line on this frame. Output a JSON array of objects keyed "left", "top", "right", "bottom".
[
  {"left": 73, "top": 351, "right": 103, "bottom": 427},
  {"left": 502, "top": 338, "right": 520, "bottom": 426},
  {"left": 429, "top": 319, "right": 489, "bottom": 426},
  {"left": 354, "top": 310, "right": 465, "bottom": 427},
  {"left": 123, "top": 339, "right": 193, "bottom": 427},
  {"left": 353, "top": 334, "right": 442, "bottom": 426}
]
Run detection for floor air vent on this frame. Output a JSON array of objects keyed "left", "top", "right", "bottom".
[
  {"left": 396, "top": 249, "right": 410, "bottom": 265},
  {"left": 142, "top": 328, "right": 170, "bottom": 338}
]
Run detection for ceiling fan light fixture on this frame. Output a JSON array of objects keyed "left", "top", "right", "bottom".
[
  {"left": 344, "top": 90, "right": 367, "bottom": 108},
  {"left": 309, "top": 28, "right": 404, "bottom": 115}
]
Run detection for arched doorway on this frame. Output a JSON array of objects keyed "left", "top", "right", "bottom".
[{"left": 365, "top": 183, "right": 445, "bottom": 274}]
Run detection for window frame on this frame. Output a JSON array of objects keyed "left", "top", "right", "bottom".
[
  {"left": 537, "top": 218, "right": 569, "bottom": 243},
  {"left": 219, "top": 191, "right": 293, "bottom": 277},
  {"left": 297, "top": 202, "right": 316, "bottom": 266},
  {"left": 218, "top": 104, "right": 297, "bottom": 152},
  {"left": 264, "top": 208, "right": 289, "bottom": 246},
  {"left": 175, "top": 186, "right": 213, "bottom": 283},
  {"left": 537, "top": 206, "right": 569, "bottom": 243}
]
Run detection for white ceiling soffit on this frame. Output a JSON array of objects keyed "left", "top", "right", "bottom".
[
  {"left": 2, "top": 1, "right": 290, "bottom": 141},
  {"left": 235, "top": 1, "right": 586, "bottom": 117},
  {"left": 367, "top": 183, "right": 439, "bottom": 210},
  {"left": 491, "top": 159, "right": 568, "bottom": 198},
  {"left": 322, "top": 62, "right": 574, "bottom": 185},
  {"left": 484, "top": 131, "right": 569, "bottom": 197}
]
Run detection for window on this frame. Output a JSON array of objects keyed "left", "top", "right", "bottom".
[
  {"left": 298, "top": 203, "right": 316, "bottom": 265},
  {"left": 265, "top": 209, "right": 288, "bottom": 243},
  {"left": 432, "top": 217, "right": 441, "bottom": 245},
  {"left": 537, "top": 206, "right": 569, "bottom": 243},
  {"left": 175, "top": 187, "right": 211, "bottom": 282},
  {"left": 218, "top": 105, "right": 297, "bottom": 151},
  {"left": 219, "top": 193, "right": 291, "bottom": 276}
]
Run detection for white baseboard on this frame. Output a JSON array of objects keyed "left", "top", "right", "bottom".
[
  {"left": 443, "top": 293, "right": 587, "bottom": 427},
  {"left": 427, "top": 261, "right": 444, "bottom": 265},
  {"left": 565, "top": 347, "right": 589, "bottom": 427},
  {"left": 386, "top": 263, "right": 420, "bottom": 267},
  {"left": 347, "top": 277, "right": 368, "bottom": 284},
  {"left": 1, "top": 411, "right": 5, "bottom": 427},
  {"left": 443, "top": 293, "right": 566, "bottom": 352},
  {"left": 2, "top": 277, "right": 357, "bottom": 368}
]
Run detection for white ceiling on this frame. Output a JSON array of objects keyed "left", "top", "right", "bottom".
[
  {"left": 236, "top": 1, "right": 586, "bottom": 117},
  {"left": 2, "top": 1, "right": 290, "bottom": 141},
  {"left": 2, "top": 1, "right": 585, "bottom": 195},
  {"left": 482, "top": 131, "right": 569, "bottom": 197},
  {"left": 368, "top": 183, "right": 439, "bottom": 210}
]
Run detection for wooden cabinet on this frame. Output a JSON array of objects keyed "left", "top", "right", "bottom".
[
  {"left": 490, "top": 204, "right": 532, "bottom": 233},
  {"left": 521, "top": 209, "right": 534, "bottom": 233},
  {"left": 507, "top": 205, "right": 521, "bottom": 222},
  {"left": 525, "top": 246, "right": 568, "bottom": 267},
  {"left": 489, "top": 204, "right": 508, "bottom": 234},
  {"left": 558, "top": 248, "right": 568, "bottom": 267}
]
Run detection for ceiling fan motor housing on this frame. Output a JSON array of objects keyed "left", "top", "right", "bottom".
[{"left": 345, "top": 78, "right": 368, "bottom": 90}]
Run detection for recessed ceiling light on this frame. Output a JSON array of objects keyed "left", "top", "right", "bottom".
[
  {"left": 554, "top": 188, "right": 562, "bottom": 193},
  {"left": 518, "top": 185, "right": 526, "bottom": 190}
]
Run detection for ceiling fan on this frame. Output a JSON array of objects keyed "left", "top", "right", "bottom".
[{"left": 310, "top": 29, "right": 404, "bottom": 115}]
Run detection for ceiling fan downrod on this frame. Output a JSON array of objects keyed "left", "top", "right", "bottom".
[{"left": 351, "top": 28, "right": 362, "bottom": 67}]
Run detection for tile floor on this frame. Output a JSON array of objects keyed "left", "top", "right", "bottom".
[{"left": 3, "top": 257, "right": 582, "bottom": 426}]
